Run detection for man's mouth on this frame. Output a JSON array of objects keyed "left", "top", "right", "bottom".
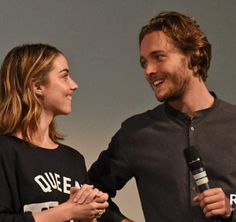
[{"left": 153, "top": 79, "right": 164, "bottom": 88}]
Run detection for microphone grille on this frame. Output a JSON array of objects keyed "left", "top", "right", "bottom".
[{"left": 184, "top": 146, "right": 204, "bottom": 171}]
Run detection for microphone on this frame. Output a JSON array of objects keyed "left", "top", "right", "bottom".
[
  {"left": 184, "top": 146, "right": 222, "bottom": 221},
  {"left": 184, "top": 146, "right": 209, "bottom": 192}
]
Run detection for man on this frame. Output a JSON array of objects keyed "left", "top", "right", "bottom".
[{"left": 89, "top": 11, "right": 236, "bottom": 221}]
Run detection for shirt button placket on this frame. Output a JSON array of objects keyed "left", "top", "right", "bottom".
[
  {"left": 189, "top": 124, "right": 195, "bottom": 147},
  {"left": 188, "top": 123, "right": 198, "bottom": 206}
]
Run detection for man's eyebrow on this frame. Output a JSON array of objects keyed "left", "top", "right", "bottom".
[
  {"left": 150, "top": 50, "right": 165, "bottom": 55},
  {"left": 140, "top": 50, "right": 165, "bottom": 58},
  {"left": 140, "top": 50, "right": 165, "bottom": 60}
]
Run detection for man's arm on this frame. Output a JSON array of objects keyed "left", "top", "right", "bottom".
[{"left": 88, "top": 130, "right": 134, "bottom": 222}]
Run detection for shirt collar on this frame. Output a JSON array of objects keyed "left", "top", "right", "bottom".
[{"left": 164, "top": 92, "right": 219, "bottom": 122}]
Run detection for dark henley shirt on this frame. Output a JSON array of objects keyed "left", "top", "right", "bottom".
[{"left": 89, "top": 95, "right": 236, "bottom": 222}]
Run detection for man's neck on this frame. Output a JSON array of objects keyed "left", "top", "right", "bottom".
[{"left": 168, "top": 83, "right": 214, "bottom": 118}]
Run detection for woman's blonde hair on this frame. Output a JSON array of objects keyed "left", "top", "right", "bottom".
[{"left": 0, "top": 43, "right": 64, "bottom": 144}]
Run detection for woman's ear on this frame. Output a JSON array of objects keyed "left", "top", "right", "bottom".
[{"left": 32, "top": 82, "right": 44, "bottom": 96}]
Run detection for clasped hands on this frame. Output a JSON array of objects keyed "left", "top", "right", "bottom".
[{"left": 68, "top": 184, "right": 109, "bottom": 222}]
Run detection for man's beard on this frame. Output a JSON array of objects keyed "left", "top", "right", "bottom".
[
  {"left": 155, "top": 89, "right": 184, "bottom": 102},
  {"left": 154, "top": 72, "right": 191, "bottom": 103}
]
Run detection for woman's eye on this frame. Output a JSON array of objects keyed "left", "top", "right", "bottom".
[{"left": 61, "top": 74, "right": 69, "bottom": 80}]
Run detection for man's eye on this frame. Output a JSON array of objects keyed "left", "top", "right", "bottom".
[
  {"left": 140, "top": 60, "right": 147, "bottom": 69},
  {"left": 154, "top": 54, "right": 164, "bottom": 61}
]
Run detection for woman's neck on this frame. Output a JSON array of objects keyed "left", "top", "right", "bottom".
[
  {"left": 14, "top": 113, "right": 58, "bottom": 149},
  {"left": 14, "top": 130, "right": 58, "bottom": 149}
]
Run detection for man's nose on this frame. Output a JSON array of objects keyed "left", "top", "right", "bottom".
[{"left": 145, "top": 61, "right": 158, "bottom": 77}]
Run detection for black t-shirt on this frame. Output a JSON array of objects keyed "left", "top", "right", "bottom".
[{"left": 0, "top": 135, "right": 88, "bottom": 222}]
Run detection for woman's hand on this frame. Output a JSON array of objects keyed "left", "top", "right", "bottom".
[{"left": 68, "top": 184, "right": 109, "bottom": 221}]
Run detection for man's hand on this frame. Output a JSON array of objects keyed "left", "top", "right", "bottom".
[
  {"left": 70, "top": 185, "right": 108, "bottom": 205},
  {"left": 68, "top": 185, "right": 109, "bottom": 221},
  {"left": 193, "top": 188, "right": 232, "bottom": 218}
]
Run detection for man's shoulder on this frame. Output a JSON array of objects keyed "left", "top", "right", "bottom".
[
  {"left": 120, "top": 103, "right": 165, "bottom": 129},
  {"left": 218, "top": 98, "right": 236, "bottom": 115}
]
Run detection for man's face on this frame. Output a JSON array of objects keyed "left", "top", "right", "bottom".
[{"left": 139, "top": 31, "right": 193, "bottom": 102}]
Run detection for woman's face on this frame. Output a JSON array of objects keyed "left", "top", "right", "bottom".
[{"left": 37, "top": 54, "right": 78, "bottom": 117}]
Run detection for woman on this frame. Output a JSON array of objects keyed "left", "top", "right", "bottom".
[{"left": 0, "top": 44, "right": 108, "bottom": 222}]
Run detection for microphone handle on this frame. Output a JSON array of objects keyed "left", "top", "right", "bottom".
[{"left": 198, "top": 183, "right": 210, "bottom": 192}]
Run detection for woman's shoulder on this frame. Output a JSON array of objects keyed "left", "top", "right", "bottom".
[
  {"left": 0, "top": 134, "right": 22, "bottom": 157},
  {"left": 58, "top": 143, "right": 85, "bottom": 160},
  {"left": 0, "top": 134, "right": 18, "bottom": 147}
]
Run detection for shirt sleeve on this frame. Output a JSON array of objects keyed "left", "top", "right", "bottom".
[{"left": 88, "top": 129, "right": 133, "bottom": 222}]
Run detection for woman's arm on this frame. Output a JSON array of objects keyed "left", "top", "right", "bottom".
[{"left": 33, "top": 185, "right": 109, "bottom": 222}]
